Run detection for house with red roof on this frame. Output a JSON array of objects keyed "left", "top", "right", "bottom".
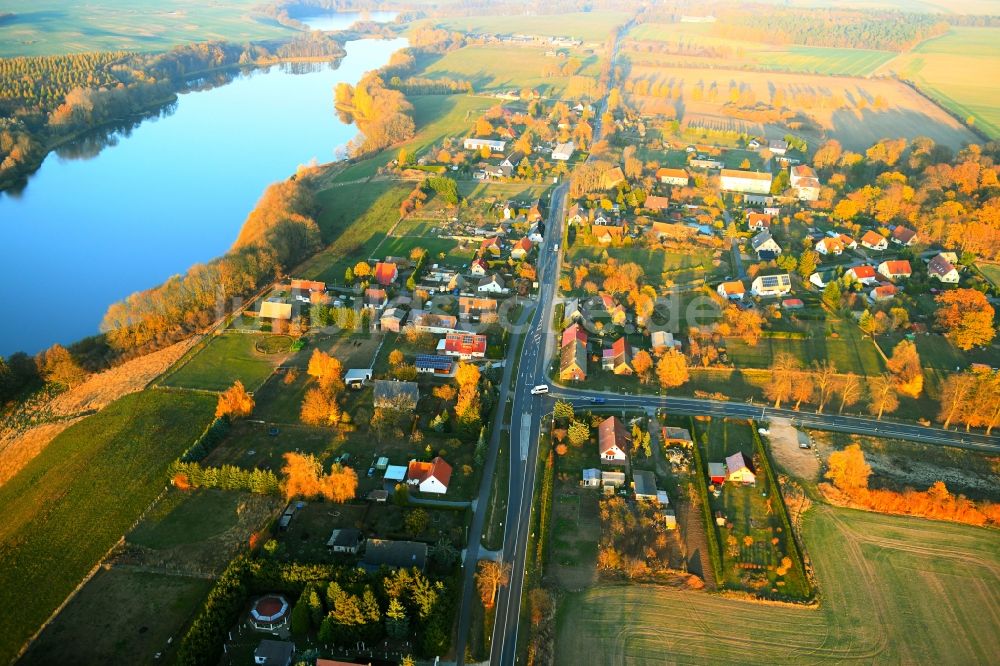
[
  {"left": 407, "top": 457, "right": 452, "bottom": 494},
  {"left": 510, "top": 237, "right": 533, "bottom": 260},
  {"left": 561, "top": 322, "right": 589, "bottom": 348},
  {"left": 656, "top": 167, "right": 689, "bottom": 186},
  {"left": 598, "top": 416, "right": 629, "bottom": 465},
  {"left": 470, "top": 258, "right": 490, "bottom": 275},
  {"left": 602, "top": 337, "right": 633, "bottom": 375},
  {"left": 927, "top": 253, "right": 959, "bottom": 283},
  {"left": 891, "top": 226, "right": 918, "bottom": 246},
  {"left": 441, "top": 333, "right": 487, "bottom": 359},
  {"left": 746, "top": 212, "right": 773, "bottom": 231},
  {"left": 869, "top": 284, "right": 898, "bottom": 303},
  {"left": 860, "top": 230, "right": 888, "bottom": 251},
  {"left": 480, "top": 236, "right": 502, "bottom": 257},
  {"left": 373, "top": 262, "right": 398, "bottom": 286},
  {"left": 644, "top": 195, "right": 670, "bottom": 212},
  {"left": 845, "top": 265, "right": 878, "bottom": 286},
  {"left": 878, "top": 260, "right": 912, "bottom": 281}
]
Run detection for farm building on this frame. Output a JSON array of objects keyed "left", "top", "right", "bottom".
[
  {"left": 602, "top": 470, "right": 625, "bottom": 491},
  {"left": 725, "top": 452, "right": 756, "bottom": 484},
  {"left": 750, "top": 273, "right": 791, "bottom": 297},
  {"left": 415, "top": 354, "right": 455, "bottom": 376},
  {"left": 384, "top": 465, "right": 407, "bottom": 483},
  {"left": 407, "top": 457, "right": 453, "bottom": 494},
  {"left": 373, "top": 380, "right": 419, "bottom": 410},
  {"left": 362, "top": 539, "right": 427, "bottom": 571},
  {"left": 598, "top": 416, "right": 629, "bottom": 465},
  {"left": 552, "top": 141, "right": 575, "bottom": 160},
  {"left": 633, "top": 470, "right": 658, "bottom": 500},
  {"left": 720, "top": 169, "right": 773, "bottom": 194},
  {"left": 708, "top": 462, "right": 726, "bottom": 485},
  {"left": 690, "top": 158, "right": 724, "bottom": 169},
  {"left": 326, "top": 528, "right": 362, "bottom": 554},
  {"left": 656, "top": 167, "right": 689, "bottom": 186},
  {"left": 860, "top": 230, "right": 888, "bottom": 250},
  {"left": 259, "top": 299, "right": 292, "bottom": 321},
  {"left": 458, "top": 296, "right": 498, "bottom": 320},
  {"left": 651, "top": 330, "right": 681, "bottom": 353},
  {"left": 410, "top": 310, "right": 459, "bottom": 333},
  {"left": 464, "top": 137, "right": 506, "bottom": 152}
]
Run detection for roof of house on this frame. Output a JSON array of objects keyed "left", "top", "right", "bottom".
[
  {"left": 503, "top": 150, "right": 525, "bottom": 165},
  {"left": 373, "top": 380, "right": 419, "bottom": 406},
  {"left": 880, "top": 259, "right": 913, "bottom": 275},
  {"left": 260, "top": 300, "right": 292, "bottom": 320},
  {"left": 610, "top": 336, "right": 631, "bottom": 363},
  {"left": 861, "top": 230, "right": 886, "bottom": 245},
  {"left": 560, "top": 339, "right": 587, "bottom": 375},
  {"left": 408, "top": 456, "right": 453, "bottom": 489},
  {"left": 752, "top": 273, "right": 791, "bottom": 289},
  {"left": 381, "top": 307, "right": 406, "bottom": 322},
  {"left": 726, "top": 451, "right": 752, "bottom": 474},
  {"left": 414, "top": 354, "right": 454, "bottom": 371},
  {"left": 720, "top": 169, "right": 773, "bottom": 181},
  {"left": 790, "top": 164, "right": 817, "bottom": 179},
  {"left": 513, "top": 237, "right": 533, "bottom": 253},
  {"left": 562, "top": 322, "right": 589, "bottom": 347},
  {"left": 480, "top": 236, "right": 501, "bottom": 251},
  {"left": 892, "top": 226, "right": 917, "bottom": 243},
  {"left": 708, "top": 462, "right": 726, "bottom": 479},
  {"left": 645, "top": 195, "right": 670, "bottom": 210},
  {"left": 718, "top": 280, "right": 746, "bottom": 295},
  {"left": 848, "top": 265, "right": 877, "bottom": 279},
  {"left": 365, "top": 287, "right": 387, "bottom": 302},
  {"left": 751, "top": 229, "right": 778, "bottom": 250},
  {"left": 747, "top": 212, "right": 773, "bottom": 226},
  {"left": 444, "top": 333, "right": 487, "bottom": 355},
  {"left": 326, "top": 527, "right": 362, "bottom": 548},
  {"left": 601, "top": 166, "right": 626, "bottom": 188},
  {"left": 362, "top": 539, "right": 427, "bottom": 570},
  {"left": 290, "top": 279, "right": 326, "bottom": 292},
  {"left": 871, "top": 284, "right": 898, "bottom": 298},
  {"left": 928, "top": 254, "right": 957, "bottom": 276},
  {"left": 817, "top": 237, "right": 843, "bottom": 252},
  {"left": 458, "top": 296, "right": 498, "bottom": 314},
  {"left": 471, "top": 258, "right": 490, "bottom": 272},
  {"left": 662, "top": 426, "right": 692, "bottom": 442},
  {"left": 478, "top": 274, "right": 505, "bottom": 288},
  {"left": 254, "top": 640, "right": 294, "bottom": 666},
  {"left": 598, "top": 416, "right": 628, "bottom": 456},
  {"left": 374, "top": 262, "right": 398, "bottom": 284},
  {"left": 656, "top": 167, "right": 689, "bottom": 180},
  {"left": 634, "top": 470, "right": 657, "bottom": 497}
]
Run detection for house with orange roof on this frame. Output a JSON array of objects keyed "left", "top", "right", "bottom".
[
  {"left": 480, "top": 236, "right": 502, "bottom": 257},
  {"left": 860, "top": 230, "right": 888, "bottom": 251},
  {"left": 373, "top": 262, "right": 398, "bottom": 286},
  {"left": 656, "top": 167, "right": 689, "bottom": 186},
  {"left": 717, "top": 280, "right": 746, "bottom": 300},
  {"left": 746, "top": 212, "right": 773, "bottom": 230},
  {"left": 644, "top": 195, "right": 670, "bottom": 212},
  {"left": 845, "top": 265, "right": 878, "bottom": 285},
  {"left": 878, "top": 260, "right": 912, "bottom": 281},
  {"left": 407, "top": 457, "right": 452, "bottom": 494},
  {"left": 510, "top": 237, "right": 533, "bottom": 260},
  {"left": 598, "top": 416, "right": 629, "bottom": 465}
]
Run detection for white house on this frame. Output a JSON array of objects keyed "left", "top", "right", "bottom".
[
  {"left": 750, "top": 229, "right": 782, "bottom": 258},
  {"left": 656, "top": 167, "right": 690, "bottom": 186},
  {"left": 463, "top": 137, "right": 506, "bottom": 152},
  {"left": 845, "top": 265, "right": 878, "bottom": 286},
  {"left": 928, "top": 253, "right": 960, "bottom": 283},
  {"left": 815, "top": 237, "right": 844, "bottom": 256},
  {"left": 751, "top": 273, "right": 792, "bottom": 297},
  {"left": 878, "top": 260, "right": 913, "bottom": 281},
  {"left": 551, "top": 141, "right": 575, "bottom": 161},
  {"left": 720, "top": 169, "right": 773, "bottom": 194},
  {"left": 768, "top": 139, "right": 788, "bottom": 155},
  {"left": 789, "top": 165, "right": 821, "bottom": 201},
  {"left": 477, "top": 274, "right": 507, "bottom": 293},
  {"left": 717, "top": 280, "right": 746, "bottom": 300},
  {"left": 407, "top": 457, "right": 452, "bottom": 495},
  {"left": 869, "top": 284, "right": 898, "bottom": 302},
  {"left": 598, "top": 416, "right": 629, "bottom": 466},
  {"left": 860, "top": 230, "right": 888, "bottom": 251}
]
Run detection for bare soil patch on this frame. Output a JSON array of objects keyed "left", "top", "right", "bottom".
[{"left": 765, "top": 417, "right": 820, "bottom": 482}]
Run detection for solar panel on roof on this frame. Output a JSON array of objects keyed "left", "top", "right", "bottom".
[{"left": 415, "top": 355, "right": 454, "bottom": 369}]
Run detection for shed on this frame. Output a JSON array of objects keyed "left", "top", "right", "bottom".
[
  {"left": 326, "top": 528, "right": 362, "bottom": 554},
  {"left": 254, "top": 640, "right": 294, "bottom": 666},
  {"left": 582, "top": 468, "right": 601, "bottom": 487},
  {"left": 384, "top": 465, "right": 407, "bottom": 482},
  {"left": 708, "top": 462, "right": 726, "bottom": 485},
  {"left": 633, "top": 470, "right": 658, "bottom": 500},
  {"left": 375, "top": 456, "right": 389, "bottom": 470},
  {"left": 345, "top": 368, "right": 373, "bottom": 388}
]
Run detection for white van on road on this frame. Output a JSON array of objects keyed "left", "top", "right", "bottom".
[{"left": 530, "top": 384, "right": 549, "bottom": 395}]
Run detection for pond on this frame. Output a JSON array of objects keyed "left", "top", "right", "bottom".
[{"left": 0, "top": 37, "right": 407, "bottom": 356}]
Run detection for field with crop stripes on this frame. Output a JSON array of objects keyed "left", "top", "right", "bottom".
[
  {"left": 0, "top": 389, "right": 214, "bottom": 664},
  {"left": 556, "top": 505, "right": 1000, "bottom": 664}
]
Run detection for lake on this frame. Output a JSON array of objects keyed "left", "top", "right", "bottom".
[
  {"left": 0, "top": 37, "right": 407, "bottom": 356},
  {"left": 300, "top": 11, "right": 399, "bottom": 32}
]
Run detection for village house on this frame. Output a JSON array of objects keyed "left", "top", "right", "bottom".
[
  {"left": 373, "top": 261, "right": 398, "bottom": 286},
  {"left": 644, "top": 195, "right": 670, "bottom": 212},
  {"left": 768, "top": 139, "right": 788, "bottom": 155},
  {"left": 651, "top": 221, "right": 698, "bottom": 241},
  {"left": 364, "top": 287, "right": 388, "bottom": 310},
  {"left": 290, "top": 278, "right": 326, "bottom": 295},
  {"left": 560, "top": 338, "right": 588, "bottom": 381},
  {"left": 380, "top": 307, "right": 406, "bottom": 332},
  {"left": 407, "top": 456, "right": 453, "bottom": 494},
  {"left": 470, "top": 258, "right": 490, "bottom": 275},
  {"left": 717, "top": 280, "right": 746, "bottom": 300},
  {"left": 892, "top": 226, "right": 918, "bottom": 246},
  {"left": 845, "top": 265, "right": 879, "bottom": 286},
  {"left": 464, "top": 137, "right": 506, "bottom": 152},
  {"left": 633, "top": 470, "right": 658, "bottom": 501},
  {"left": 410, "top": 310, "right": 459, "bottom": 333},
  {"left": 479, "top": 236, "right": 502, "bottom": 257},
  {"left": 259, "top": 299, "right": 292, "bottom": 321},
  {"left": 510, "top": 237, "right": 533, "bottom": 260},
  {"left": 254, "top": 640, "right": 294, "bottom": 666},
  {"left": 563, "top": 298, "right": 585, "bottom": 322},
  {"left": 562, "top": 322, "right": 588, "bottom": 347},
  {"left": 458, "top": 296, "right": 498, "bottom": 321},
  {"left": 566, "top": 204, "right": 586, "bottom": 225},
  {"left": 362, "top": 539, "right": 427, "bottom": 571},
  {"left": 789, "top": 164, "right": 821, "bottom": 201},
  {"left": 527, "top": 200, "right": 544, "bottom": 223},
  {"left": 878, "top": 259, "right": 913, "bottom": 281},
  {"left": 477, "top": 274, "right": 507, "bottom": 294},
  {"left": 441, "top": 332, "right": 487, "bottom": 359},
  {"left": 656, "top": 167, "right": 690, "bottom": 186},
  {"left": 815, "top": 237, "right": 845, "bottom": 256},
  {"left": 591, "top": 292, "right": 627, "bottom": 325},
  {"left": 601, "top": 166, "right": 626, "bottom": 189},
  {"left": 598, "top": 416, "right": 629, "bottom": 465},
  {"left": 725, "top": 452, "right": 756, "bottom": 484},
  {"left": 651, "top": 330, "right": 681, "bottom": 354},
  {"left": 326, "top": 528, "right": 362, "bottom": 554},
  {"left": 415, "top": 354, "right": 455, "bottom": 376},
  {"left": 869, "top": 284, "right": 898, "bottom": 303},
  {"left": 552, "top": 141, "right": 575, "bottom": 161},
  {"left": 592, "top": 220, "right": 626, "bottom": 244},
  {"left": 860, "top": 230, "right": 888, "bottom": 251},
  {"left": 751, "top": 229, "right": 782, "bottom": 259},
  {"left": 602, "top": 336, "right": 633, "bottom": 375},
  {"left": 928, "top": 253, "right": 960, "bottom": 283},
  {"left": 720, "top": 169, "right": 773, "bottom": 194},
  {"left": 373, "top": 380, "right": 419, "bottom": 410},
  {"left": 750, "top": 273, "right": 792, "bottom": 297},
  {"left": 746, "top": 212, "right": 773, "bottom": 230},
  {"left": 834, "top": 232, "right": 858, "bottom": 249},
  {"left": 500, "top": 150, "right": 525, "bottom": 177}
]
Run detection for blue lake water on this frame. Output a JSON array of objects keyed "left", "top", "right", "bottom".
[
  {"left": 300, "top": 11, "right": 399, "bottom": 31},
  {"left": 0, "top": 37, "right": 407, "bottom": 356}
]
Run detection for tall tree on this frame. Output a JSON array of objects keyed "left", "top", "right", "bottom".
[
  {"left": 632, "top": 350, "right": 653, "bottom": 383},
  {"left": 216, "top": 380, "right": 254, "bottom": 419},
  {"left": 937, "top": 371, "right": 977, "bottom": 429},
  {"left": 867, "top": 373, "right": 899, "bottom": 420},
  {"left": 836, "top": 372, "right": 862, "bottom": 414},
  {"left": 825, "top": 443, "right": 871, "bottom": 493},
  {"left": 935, "top": 289, "right": 996, "bottom": 350},
  {"left": 764, "top": 353, "right": 799, "bottom": 408},
  {"left": 812, "top": 361, "right": 838, "bottom": 413},
  {"left": 656, "top": 349, "right": 689, "bottom": 389},
  {"left": 885, "top": 340, "right": 923, "bottom": 397},
  {"left": 476, "top": 559, "right": 511, "bottom": 609}
]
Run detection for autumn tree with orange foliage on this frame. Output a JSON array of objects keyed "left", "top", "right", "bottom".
[
  {"left": 475, "top": 559, "right": 511, "bottom": 609},
  {"left": 307, "top": 348, "right": 344, "bottom": 393},
  {"left": 656, "top": 349, "right": 689, "bottom": 390},
  {"left": 300, "top": 387, "right": 341, "bottom": 426},
  {"left": 632, "top": 350, "right": 653, "bottom": 383},
  {"left": 216, "top": 380, "right": 254, "bottom": 419},
  {"left": 935, "top": 289, "right": 996, "bottom": 350},
  {"left": 886, "top": 340, "right": 923, "bottom": 397},
  {"left": 281, "top": 452, "right": 357, "bottom": 502}
]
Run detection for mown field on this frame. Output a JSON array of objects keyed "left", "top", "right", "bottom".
[
  {"left": 0, "top": 389, "right": 215, "bottom": 664},
  {"left": 881, "top": 27, "right": 1000, "bottom": 139},
  {"left": 977, "top": 261, "right": 1000, "bottom": 290},
  {"left": 157, "top": 331, "right": 282, "bottom": 392},
  {"left": 626, "top": 22, "right": 895, "bottom": 77},
  {"left": 424, "top": 12, "right": 630, "bottom": 42},
  {"left": 0, "top": 0, "right": 290, "bottom": 56},
  {"left": 556, "top": 505, "right": 1000, "bottom": 664}
]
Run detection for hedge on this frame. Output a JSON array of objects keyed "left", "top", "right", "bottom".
[
  {"left": 179, "top": 416, "right": 231, "bottom": 463},
  {"left": 688, "top": 417, "right": 725, "bottom": 585}
]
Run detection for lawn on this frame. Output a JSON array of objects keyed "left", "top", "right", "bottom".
[
  {"left": 203, "top": 420, "right": 339, "bottom": 472},
  {"left": 0, "top": 0, "right": 292, "bottom": 56},
  {"left": 158, "top": 331, "right": 281, "bottom": 392},
  {"left": 0, "top": 389, "right": 215, "bottom": 664},
  {"left": 976, "top": 261, "right": 1000, "bottom": 290},
  {"left": 565, "top": 245, "right": 723, "bottom": 285},
  {"left": 883, "top": 27, "right": 1000, "bottom": 139},
  {"left": 424, "top": 12, "right": 630, "bottom": 42},
  {"left": 556, "top": 504, "right": 1000, "bottom": 664},
  {"left": 20, "top": 568, "right": 213, "bottom": 665},
  {"left": 333, "top": 95, "right": 496, "bottom": 183}
]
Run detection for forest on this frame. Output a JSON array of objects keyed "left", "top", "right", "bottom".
[{"left": 0, "top": 33, "right": 346, "bottom": 188}]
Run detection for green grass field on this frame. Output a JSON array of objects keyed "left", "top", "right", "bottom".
[
  {"left": 21, "top": 568, "right": 212, "bottom": 665},
  {"left": 0, "top": 389, "right": 215, "bottom": 664},
  {"left": 566, "top": 245, "right": 722, "bottom": 285},
  {"left": 158, "top": 331, "right": 280, "bottom": 392},
  {"left": 883, "top": 27, "right": 1000, "bottom": 139},
  {"left": 625, "top": 22, "right": 895, "bottom": 76},
  {"left": 556, "top": 505, "right": 1000, "bottom": 664},
  {"left": 423, "top": 12, "right": 630, "bottom": 42},
  {"left": 0, "top": 0, "right": 292, "bottom": 56},
  {"left": 417, "top": 45, "right": 592, "bottom": 97},
  {"left": 977, "top": 261, "right": 1000, "bottom": 290}
]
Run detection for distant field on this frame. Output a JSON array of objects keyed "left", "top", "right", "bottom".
[
  {"left": 557, "top": 505, "right": 1000, "bottom": 664},
  {"left": 977, "top": 261, "right": 1000, "bottom": 289},
  {"left": 627, "top": 64, "right": 980, "bottom": 150},
  {"left": 0, "top": 0, "right": 291, "bottom": 57},
  {"left": 158, "top": 331, "right": 281, "bottom": 392},
  {"left": 0, "top": 389, "right": 214, "bottom": 665},
  {"left": 417, "top": 45, "right": 601, "bottom": 97},
  {"left": 626, "top": 22, "right": 895, "bottom": 76},
  {"left": 21, "top": 568, "right": 212, "bottom": 666},
  {"left": 882, "top": 27, "right": 1000, "bottom": 139},
  {"left": 424, "top": 12, "right": 630, "bottom": 42}
]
